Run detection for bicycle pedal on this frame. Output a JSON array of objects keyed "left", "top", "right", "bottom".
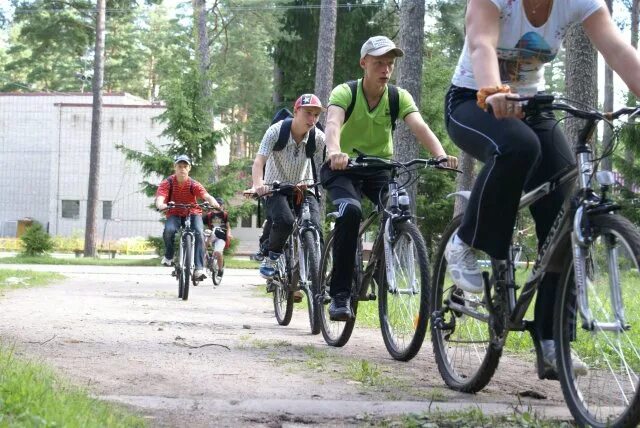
[{"left": 171, "top": 271, "right": 177, "bottom": 277}]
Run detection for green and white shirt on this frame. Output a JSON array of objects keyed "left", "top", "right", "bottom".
[{"left": 328, "top": 79, "right": 419, "bottom": 159}]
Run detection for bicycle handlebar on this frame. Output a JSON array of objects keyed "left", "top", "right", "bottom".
[
  {"left": 348, "top": 149, "right": 461, "bottom": 173},
  {"left": 159, "top": 202, "right": 217, "bottom": 212},
  {"left": 507, "top": 94, "right": 640, "bottom": 121},
  {"left": 243, "top": 181, "right": 321, "bottom": 200}
]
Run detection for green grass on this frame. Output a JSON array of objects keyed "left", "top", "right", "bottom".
[
  {"left": 402, "top": 408, "right": 572, "bottom": 427},
  {"left": 0, "top": 255, "right": 259, "bottom": 269},
  {"left": 0, "top": 269, "right": 64, "bottom": 292},
  {"left": 0, "top": 345, "right": 145, "bottom": 427},
  {"left": 346, "top": 359, "right": 383, "bottom": 386}
]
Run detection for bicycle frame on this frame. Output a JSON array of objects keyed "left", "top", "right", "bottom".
[
  {"left": 348, "top": 167, "right": 418, "bottom": 302},
  {"left": 446, "top": 104, "right": 629, "bottom": 340}
]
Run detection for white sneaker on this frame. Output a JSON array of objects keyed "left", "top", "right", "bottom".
[
  {"left": 541, "top": 339, "right": 589, "bottom": 377},
  {"left": 444, "top": 234, "right": 483, "bottom": 293},
  {"left": 194, "top": 269, "right": 206, "bottom": 280},
  {"left": 161, "top": 256, "right": 173, "bottom": 267}
]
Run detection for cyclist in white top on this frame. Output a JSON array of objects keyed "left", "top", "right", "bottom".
[{"left": 444, "top": 0, "right": 640, "bottom": 376}]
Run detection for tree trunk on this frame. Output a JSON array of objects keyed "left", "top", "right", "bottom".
[
  {"left": 313, "top": 0, "right": 337, "bottom": 221},
  {"left": 453, "top": 154, "right": 476, "bottom": 217},
  {"left": 602, "top": 0, "right": 614, "bottom": 171},
  {"left": 273, "top": 53, "right": 283, "bottom": 107},
  {"left": 84, "top": 0, "right": 106, "bottom": 257},
  {"left": 194, "top": 0, "right": 211, "bottom": 102},
  {"left": 394, "top": 0, "right": 425, "bottom": 214},
  {"left": 313, "top": 0, "right": 337, "bottom": 125},
  {"left": 193, "top": 0, "right": 218, "bottom": 175},
  {"left": 564, "top": 24, "right": 598, "bottom": 145},
  {"left": 626, "top": 0, "right": 639, "bottom": 165}
]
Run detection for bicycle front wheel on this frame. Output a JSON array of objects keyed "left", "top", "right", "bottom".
[
  {"left": 211, "top": 253, "right": 222, "bottom": 286},
  {"left": 556, "top": 213, "right": 640, "bottom": 428},
  {"left": 302, "top": 230, "right": 321, "bottom": 335},
  {"left": 378, "top": 220, "right": 430, "bottom": 361},
  {"left": 273, "top": 254, "right": 294, "bottom": 326},
  {"left": 430, "top": 215, "right": 502, "bottom": 392},
  {"left": 319, "top": 229, "right": 357, "bottom": 347},
  {"left": 181, "top": 234, "right": 192, "bottom": 301}
]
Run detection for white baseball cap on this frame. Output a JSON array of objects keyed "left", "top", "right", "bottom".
[{"left": 360, "top": 36, "right": 404, "bottom": 60}]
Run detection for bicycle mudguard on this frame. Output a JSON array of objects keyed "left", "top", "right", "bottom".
[{"left": 446, "top": 190, "right": 471, "bottom": 201}]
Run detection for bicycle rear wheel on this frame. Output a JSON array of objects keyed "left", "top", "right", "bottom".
[
  {"left": 319, "top": 230, "right": 358, "bottom": 347},
  {"left": 273, "top": 252, "right": 294, "bottom": 326},
  {"left": 430, "top": 215, "right": 502, "bottom": 392},
  {"left": 302, "top": 230, "right": 321, "bottom": 335},
  {"left": 182, "top": 234, "right": 192, "bottom": 301},
  {"left": 378, "top": 220, "right": 430, "bottom": 361},
  {"left": 555, "top": 213, "right": 640, "bottom": 428}
]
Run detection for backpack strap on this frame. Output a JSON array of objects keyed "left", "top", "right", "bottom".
[
  {"left": 274, "top": 118, "right": 293, "bottom": 152},
  {"left": 344, "top": 80, "right": 358, "bottom": 123},
  {"left": 388, "top": 84, "right": 399, "bottom": 132},
  {"left": 167, "top": 176, "right": 173, "bottom": 203},
  {"left": 344, "top": 80, "right": 400, "bottom": 132}
]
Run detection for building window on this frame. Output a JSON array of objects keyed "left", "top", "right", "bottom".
[
  {"left": 103, "top": 201, "right": 112, "bottom": 220},
  {"left": 61, "top": 200, "right": 80, "bottom": 219}
]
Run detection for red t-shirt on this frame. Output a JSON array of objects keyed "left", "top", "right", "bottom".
[{"left": 156, "top": 175, "right": 207, "bottom": 217}]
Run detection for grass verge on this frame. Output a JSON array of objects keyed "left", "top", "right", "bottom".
[
  {"left": 403, "top": 408, "right": 571, "bottom": 427},
  {"left": 0, "top": 345, "right": 145, "bottom": 427},
  {"left": 0, "top": 269, "right": 64, "bottom": 292}
]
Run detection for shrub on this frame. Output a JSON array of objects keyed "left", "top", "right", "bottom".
[
  {"left": 20, "top": 223, "right": 54, "bottom": 256},
  {"left": 146, "top": 236, "right": 165, "bottom": 257},
  {"left": 223, "top": 237, "right": 239, "bottom": 256}
]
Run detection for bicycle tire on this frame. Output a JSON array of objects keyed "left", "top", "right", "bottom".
[
  {"left": 178, "top": 266, "right": 184, "bottom": 299},
  {"left": 182, "top": 234, "right": 192, "bottom": 301},
  {"left": 273, "top": 247, "right": 294, "bottom": 326},
  {"left": 319, "top": 229, "right": 358, "bottom": 347},
  {"left": 177, "top": 246, "right": 184, "bottom": 299},
  {"left": 302, "top": 230, "right": 321, "bottom": 335},
  {"left": 555, "top": 213, "right": 640, "bottom": 428},
  {"left": 430, "top": 215, "right": 502, "bottom": 392},
  {"left": 211, "top": 253, "right": 222, "bottom": 286},
  {"left": 378, "top": 220, "right": 430, "bottom": 361}
]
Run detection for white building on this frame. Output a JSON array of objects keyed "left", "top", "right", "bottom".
[{"left": 0, "top": 92, "right": 260, "bottom": 252}]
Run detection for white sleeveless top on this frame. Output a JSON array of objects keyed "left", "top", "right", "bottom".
[{"left": 451, "top": 0, "right": 604, "bottom": 95}]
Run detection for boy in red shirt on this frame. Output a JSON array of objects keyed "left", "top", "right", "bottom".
[{"left": 155, "top": 155, "right": 221, "bottom": 280}]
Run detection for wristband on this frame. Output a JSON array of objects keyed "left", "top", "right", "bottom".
[{"left": 476, "top": 85, "right": 511, "bottom": 110}]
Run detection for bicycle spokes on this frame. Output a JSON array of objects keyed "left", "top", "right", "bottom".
[{"left": 559, "top": 215, "right": 640, "bottom": 427}]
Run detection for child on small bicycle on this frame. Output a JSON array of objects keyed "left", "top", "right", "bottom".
[
  {"left": 203, "top": 198, "right": 230, "bottom": 278},
  {"left": 155, "top": 155, "right": 221, "bottom": 281}
]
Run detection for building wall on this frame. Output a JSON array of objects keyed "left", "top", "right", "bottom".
[{"left": 0, "top": 93, "right": 259, "bottom": 247}]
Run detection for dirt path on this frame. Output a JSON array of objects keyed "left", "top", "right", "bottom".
[{"left": 0, "top": 264, "right": 572, "bottom": 426}]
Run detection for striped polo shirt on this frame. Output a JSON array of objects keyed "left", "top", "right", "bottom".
[
  {"left": 156, "top": 175, "right": 207, "bottom": 217},
  {"left": 258, "top": 121, "right": 326, "bottom": 185}
]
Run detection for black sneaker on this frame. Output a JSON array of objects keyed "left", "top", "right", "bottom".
[{"left": 329, "top": 292, "right": 352, "bottom": 321}]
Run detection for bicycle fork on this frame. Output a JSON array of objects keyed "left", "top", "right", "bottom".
[
  {"left": 297, "top": 225, "right": 320, "bottom": 290},
  {"left": 571, "top": 209, "right": 627, "bottom": 333}
]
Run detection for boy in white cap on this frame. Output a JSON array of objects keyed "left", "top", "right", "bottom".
[{"left": 321, "top": 35, "right": 458, "bottom": 321}]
